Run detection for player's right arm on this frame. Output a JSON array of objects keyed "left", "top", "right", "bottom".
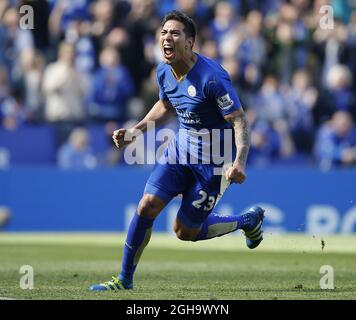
[{"left": 112, "top": 99, "right": 172, "bottom": 149}]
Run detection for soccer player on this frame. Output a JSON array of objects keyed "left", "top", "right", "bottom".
[{"left": 90, "top": 11, "right": 265, "bottom": 291}]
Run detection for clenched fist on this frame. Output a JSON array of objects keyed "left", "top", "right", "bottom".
[
  {"left": 225, "top": 164, "right": 246, "bottom": 184},
  {"left": 112, "top": 128, "right": 136, "bottom": 149}
]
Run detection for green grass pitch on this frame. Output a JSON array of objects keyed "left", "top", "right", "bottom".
[{"left": 0, "top": 232, "right": 355, "bottom": 300}]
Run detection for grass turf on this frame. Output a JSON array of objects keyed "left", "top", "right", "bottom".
[{"left": 0, "top": 233, "right": 355, "bottom": 300}]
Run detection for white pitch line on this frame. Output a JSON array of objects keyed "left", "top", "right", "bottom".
[{"left": 0, "top": 297, "right": 16, "bottom": 300}]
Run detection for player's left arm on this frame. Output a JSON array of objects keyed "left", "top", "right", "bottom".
[
  {"left": 207, "top": 71, "right": 250, "bottom": 184},
  {"left": 224, "top": 108, "right": 250, "bottom": 184}
]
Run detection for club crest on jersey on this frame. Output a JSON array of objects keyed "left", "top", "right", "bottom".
[
  {"left": 188, "top": 85, "right": 196, "bottom": 97},
  {"left": 217, "top": 93, "right": 234, "bottom": 110}
]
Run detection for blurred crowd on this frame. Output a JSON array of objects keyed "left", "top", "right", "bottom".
[{"left": 0, "top": 0, "right": 356, "bottom": 170}]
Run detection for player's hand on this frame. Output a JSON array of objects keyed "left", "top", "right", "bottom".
[
  {"left": 112, "top": 128, "right": 136, "bottom": 149},
  {"left": 225, "top": 164, "right": 246, "bottom": 184}
]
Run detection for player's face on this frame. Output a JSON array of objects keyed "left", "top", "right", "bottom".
[{"left": 160, "top": 20, "right": 192, "bottom": 64}]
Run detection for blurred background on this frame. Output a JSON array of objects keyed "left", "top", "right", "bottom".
[{"left": 0, "top": 0, "right": 355, "bottom": 234}]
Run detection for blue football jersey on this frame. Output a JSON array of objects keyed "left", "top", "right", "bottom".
[{"left": 156, "top": 53, "right": 241, "bottom": 165}]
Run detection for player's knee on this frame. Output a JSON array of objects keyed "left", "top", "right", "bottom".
[
  {"left": 137, "top": 195, "right": 163, "bottom": 219},
  {"left": 175, "top": 229, "right": 195, "bottom": 241},
  {"left": 174, "top": 226, "right": 197, "bottom": 241}
]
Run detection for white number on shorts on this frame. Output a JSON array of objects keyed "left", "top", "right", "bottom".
[
  {"left": 192, "top": 190, "right": 216, "bottom": 212},
  {"left": 205, "top": 196, "right": 216, "bottom": 211},
  {"left": 192, "top": 190, "right": 207, "bottom": 209}
]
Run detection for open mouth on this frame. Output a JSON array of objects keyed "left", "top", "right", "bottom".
[{"left": 163, "top": 45, "right": 175, "bottom": 59}]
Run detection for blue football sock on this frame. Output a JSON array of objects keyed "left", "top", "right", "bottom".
[
  {"left": 119, "top": 213, "right": 154, "bottom": 285},
  {"left": 194, "top": 212, "right": 251, "bottom": 241}
]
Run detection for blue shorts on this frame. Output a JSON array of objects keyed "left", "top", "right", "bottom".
[{"left": 144, "top": 162, "right": 231, "bottom": 228}]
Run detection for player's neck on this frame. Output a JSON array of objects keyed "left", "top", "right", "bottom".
[{"left": 171, "top": 52, "right": 197, "bottom": 82}]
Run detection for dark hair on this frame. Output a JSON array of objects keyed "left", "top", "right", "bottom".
[{"left": 161, "top": 10, "right": 197, "bottom": 40}]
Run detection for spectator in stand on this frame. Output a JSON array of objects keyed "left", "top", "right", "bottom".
[
  {"left": 0, "top": 67, "right": 10, "bottom": 107},
  {"left": 42, "top": 41, "right": 87, "bottom": 144},
  {"left": 332, "top": 0, "right": 353, "bottom": 24},
  {"left": 0, "top": 0, "right": 9, "bottom": 18},
  {"left": 63, "top": 20, "right": 96, "bottom": 78},
  {"left": 200, "top": 39, "right": 220, "bottom": 61},
  {"left": 248, "top": 120, "right": 282, "bottom": 167},
  {"left": 250, "top": 75, "right": 295, "bottom": 158},
  {"left": 0, "top": 66, "right": 25, "bottom": 131},
  {"left": 139, "top": 68, "right": 160, "bottom": 116},
  {"left": 283, "top": 69, "right": 318, "bottom": 152},
  {"left": 175, "top": 0, "right": 210, "bottom": 30},
  {"left": 210, "top": 1, "right": 236, "bottom": 44},
  {"left": 221, "top": 55, "right": 240, "bottom": 88},
  {"left": 49, "top": 0, "right": 92, "bottom": 37},
  {"left": 240, "top": 0, "right": 282, "bottom": 16},
  {"left": 252, "top": 75, "right": 287, "bottom": 123},
  {"left": 246, "top": 107, "right": 295, "bottom": 167},
  {"left": 57, "top": 127, "right": 97, "bottom": 169},
  {"left": 313, "top": 18, "right": 349, "bottom": 89},
  {"left": 89, "top": 0, "right": 133, "bottom": 81},
  {"left": 268, "top": 21, "right": 297, "bottom": 84},
  {"left": 0, "top": 6, "right": 34, "bottom": 70},
  {"left": 89, "top": 0, "right": 117, "bottom": 57},
  {"left": 238, "top": 63, "right": 262, "bottom": 109},
  {"left": 48, "top": 0, "right": 93, "bottom": 62},
  {"left": 12, "top": 48, "right": 45, "bottom": 122},
  {"left": 113, "top": 0, "right": 159, "bottom": 94},
  {"left": 346, "top": 11, "right": 356, "bottom": 91},
  {"left": 237, "top": 10, "right": 266, "bottom": 70},
  {"left": 314, "top": 64, "right": 356, "bottom": 125},
  {"left": 219, "top": 23, "right": 243, "bottom": 60},
  {"left": 19, "top": 0, "right": 51, "bottom": 54},
  {"left": 0, "top": 94, "right": 25, "bottom": 131},
  {"left": 314, "top": 111, "right": 356, "bottom": 169},
  {"left": 87, "top": 46, "right": 134, "bottom": 124},
  {"left": 265, "top": 3, "right": 313, "bottom": 84}
]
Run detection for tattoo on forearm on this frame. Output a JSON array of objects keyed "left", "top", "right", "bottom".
[{"left": 232, "top": 113, "right": 250, "bottom": 166}]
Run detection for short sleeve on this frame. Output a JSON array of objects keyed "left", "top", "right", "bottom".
[
  {"left": 156, "top": 65, "right": 169, "bottom": 101},
  {"left": 206, "top": 72, "right": 241, "bottom": 116}
]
